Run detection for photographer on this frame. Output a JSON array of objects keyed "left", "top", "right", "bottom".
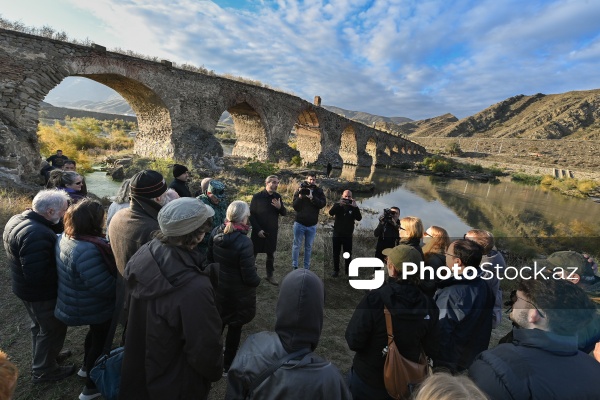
[
  {"left": 292, "top": 173, "right": 326, "bottom": 270},
  {"left": 374, "top": 206, "right": 400, "bottom": 262},
  {"left": 329, "top": 190, "right": 362, "bottom": 277}
]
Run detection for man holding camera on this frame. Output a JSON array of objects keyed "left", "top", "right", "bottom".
[
  {"left": 374, "top": 206, "right": 400, "bottom": 262},
  {"left": 329, "top": 190, "right": 362, "bottom": 277},
  {"left": 292, "top": 173, "right": 326, "bottom": 270}
]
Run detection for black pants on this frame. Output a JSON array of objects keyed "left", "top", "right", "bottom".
[
  {"left": 255, "top": 251, "right": 275, "bottom": 278},
  {"left": 332, "top": 236, "right": 353, "bottom": 273},
  {"left": 223, "top": 324, "right": 243, "bottom": 370},
  {"left": 84, "top": 319, "right": 112, "bottom": 389}
]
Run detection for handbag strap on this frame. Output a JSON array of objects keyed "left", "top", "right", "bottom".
[
  {"left": 246, "top": 347, "right": 311, "bottom": 398},
  {"left": 384, "top": 305, "right": 394, "bottom": 345}
]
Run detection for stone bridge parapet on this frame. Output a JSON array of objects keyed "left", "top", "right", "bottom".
[{"left": 0, "top": 28, "right": 425, "bottom": 182}]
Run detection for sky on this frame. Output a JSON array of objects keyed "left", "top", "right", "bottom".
[{"left": 2, "top": 0, "right": 600, "bottom": 120}]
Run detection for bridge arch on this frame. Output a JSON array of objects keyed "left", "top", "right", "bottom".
[
  {"left": 72, "top": 74, "right": 172, "bottom": 158},
  {"left": 294, "top": 107, "right": 322, "bottom": 164},
  {"left": 339, "top": 125, "right": 358, "bottom": 165},
  {"left": 366, "top": 137, "right": 377, "bottom": 166},
  {"left": 218, "top": 100, "right": 269, "bottom": 160}
]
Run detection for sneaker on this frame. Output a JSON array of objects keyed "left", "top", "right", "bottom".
[
  {"left": 79, "top": 386, "right": 101, "bottom": 400},
  {"left": 32, "top": 365, "right": 76, "bottom": 383},
  {"left": 77, "top": 366, "right": 87, "bottom": 378},
  {"left": 56, "top": 349, "right": 72, "bottom": 364},
  {"left": 331, "top": 270, "right": 340, "bottom": 278},
  {"left": 265, "top": 276, "right": 279, "bottom": 286}
]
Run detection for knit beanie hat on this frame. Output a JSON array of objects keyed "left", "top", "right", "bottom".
[
  {"left": 130, "top": 170, "right": 168, "bottom": 199},
  {"left": 158, "top": 197, "right": 215, "bottom": 236},
  {"left": 173, "top": 164, "right": 189, "bottom": 178}
]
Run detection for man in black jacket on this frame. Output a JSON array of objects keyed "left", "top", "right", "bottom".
[
  {"left": 469, "top": 277, "right": 600, "bottom": 400},
  {"left": 169, "top": 163, "right": 192, "bottom": 197},
  {"left": 292, "top": 173, "right": 326, "bottom": 270},
  {"left": 3, "top": 189, "right": 75, "bottom": 383},
  {"left": 250, "top": 175, "right": 287, "bottom": 285},
  {"left": 374, "top": 206, "right": 400, "bottom": 262},
  {"left": 329, "top": 190, "right": 362, "bottom": 277},
  {"left": 433, "top": 239, "right": 494, "bottom": 373}
]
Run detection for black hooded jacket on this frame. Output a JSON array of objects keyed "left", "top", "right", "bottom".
[
  {"left": 346, "top": 279, "right": 440, "bottom": 389},
  {"left": 208, "top": 225, "right": 261, "bottom": 326},
  {"left": 225, "top": 269, "right": 351, "bottom": 400}
]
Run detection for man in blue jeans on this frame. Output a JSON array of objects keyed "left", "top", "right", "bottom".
[{"left": 292, "top": 173, "right": 326, "bottom": 269}]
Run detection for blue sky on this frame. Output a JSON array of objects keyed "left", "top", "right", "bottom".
[{"left": 2, "top": 0, "right": 600, "bottom": 120}]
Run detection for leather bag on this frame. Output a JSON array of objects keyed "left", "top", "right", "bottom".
[{"left": 383, "top": 306, "right": 430, "bottom": 399}]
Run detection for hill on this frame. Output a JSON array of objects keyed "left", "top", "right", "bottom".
[
  {"left": 322, "top": 105, "right": 412, "bottom": 125},
  {"left": 403, "top": 89, "right": 600, "bottom": 139}
]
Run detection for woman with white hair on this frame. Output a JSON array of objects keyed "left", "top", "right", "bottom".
[{"left": 208, "top": 200, "right": 261, "bottom": 375}]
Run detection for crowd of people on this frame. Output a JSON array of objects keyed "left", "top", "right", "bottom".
[{"left": 2, "top": 158, "right": 600, "bottom": 400}]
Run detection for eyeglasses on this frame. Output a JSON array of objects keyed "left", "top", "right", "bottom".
[
  {"left": 73, "top": 182, "right": 83, "bottom": 185},
  {"left": 444, "top": 252, "right": 458, "bottom": 258},
  {"left": 424, "top": 231, "right": 433, "bottom": 237},
  {"left": 513, "top": 295, "right": 546, "bottom": 318}
]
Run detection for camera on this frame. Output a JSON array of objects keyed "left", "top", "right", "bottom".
[
  {"left": 382, "top": 208, "right": 394, "bottom": 222},
  {"left": 299, "top": 181, "right": 314, "bottom": 196},
  {"left": 342, "top": 198, "right": 352, "bottom": 205}
]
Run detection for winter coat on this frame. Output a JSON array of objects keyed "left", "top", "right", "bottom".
[
  {"left": 3, "top": 210, "right": 63, "bottom": 302},
  {"left": 226, "top": 269, "right": 351, "bottom": 400},
  {"left": 346, "top": 279, "right": 440, "bottom": 389},
  {"left": 208, "top": 225, "right": 260, "bottom": 326},
  {"left": 374, "top": 219, "right": 400, "bottom": 260},
  {"left": 108, "top": 196, "right": 162, "bottom": 275},
  {"left": 62, "top": 187, "right": 86, "bottom": 204},
  {"left": 120, "top": 238, "right": 223, "bottom": 400},
  {"left": 169, "top": 178, "right": 192, "bottom": 198},
  {"left": 434, "top": 274, "right": 494, "bottom": 372},
  {"left": 249, "top": 190, "right": 287, "bottom": 254},
  {"left": 292, "top": 186, "right": 326, "bottom": 227},
  {"left": 469, "top": 328, "right": 600, "bottom": 400},
  {"left": 329, "top": 202, "right": 362, "bottom": 237},
  {"left": 54, "top": 235, "right": 116, "bottom": 325}
]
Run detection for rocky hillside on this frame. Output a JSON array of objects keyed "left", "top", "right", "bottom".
[
  {"left": 322, "top": 105, "right": 412, "bottom": 125},
  {"left": 400, "top": 89, "right": 600, "bottom": 139}
]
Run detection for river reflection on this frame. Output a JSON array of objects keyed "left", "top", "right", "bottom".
[{"left": 341, "top": 166, "right": 600, "bottom": 252}]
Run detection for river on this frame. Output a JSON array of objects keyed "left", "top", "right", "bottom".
[{"left": 83, "top": 158, "right": 600, "bottom": 254}]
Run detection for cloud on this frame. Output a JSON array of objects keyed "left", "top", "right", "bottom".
[{"left": 40, "top": 0, "right": 600, "bottom": 119}]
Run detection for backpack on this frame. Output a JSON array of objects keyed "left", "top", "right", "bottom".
[{"left": 383, "top": 306, "right": 431, "bottom": 399}]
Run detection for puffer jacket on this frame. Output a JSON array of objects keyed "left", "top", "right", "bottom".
[
  {"left": 120, "top": 238, "right": 223, "bottom": 400},
  {"left": 292, "top": 186, "right": 326, "bottom": 227},
  {"left": 54, "top": 235, "right": 116, "bottom": 326},
  {"left": 3, "top": 210, "right": 63, "bottom": 302},
  {"left": 346, "top": 279, "right": 440, "bottom": 389},
  {"left": 208, "top": 225, "right": 260, "bottom": 326},
  {"left": 470, "top": 328, "right": 600, "bottom": 400}
]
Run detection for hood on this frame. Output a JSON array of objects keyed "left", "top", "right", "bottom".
[
  {"left": 125, "top": 238, "right": 205, "bottom": 300},
  {"left": 380, "top": 279, "right": 434, "bottom": 320},
  {"left": 275, "top": 269, "right": 324, "bottom": 353},
  {"left": 211, "top": 226, "right": 245, "bottom": 248}
]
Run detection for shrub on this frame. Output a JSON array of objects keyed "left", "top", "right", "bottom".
[
  {"left": 290, "top": 155, "right": 303, "bottom": 167},
  {"left": 511, "top": 173, "right": 542, "bottom": 185},
  {"left": 446, "top": 141, "right": 462, "bottom": 156},
  {"left": 576, "top": 180, "right": 599, "bottom": 194},
  {"left": 540, "top": 175, "right": 555, "bottom": 186},
  {"left": 242, "top": 161, "right": 279, "bottom": 177}
]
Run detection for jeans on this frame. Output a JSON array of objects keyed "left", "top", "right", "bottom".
[
  {"left": 292, "top": 222, "right": 317, "bottom": 269},
  {"left": 22, "top": 299, "right": 68, "bottom": 373}
]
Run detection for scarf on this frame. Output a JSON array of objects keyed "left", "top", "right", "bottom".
[
  {"left": 75, "top": 234, "right": 118, "bottom": 277},
  {"left": 224, "top": 220, "right": 251, "bottom": 235}
]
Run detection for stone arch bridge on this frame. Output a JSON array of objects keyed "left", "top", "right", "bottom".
[{"left": 0, "top": 29, "right": 425, "bottom": 181}]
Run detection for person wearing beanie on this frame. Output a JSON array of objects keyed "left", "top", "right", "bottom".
[
  {"left": 120, "top": 197, "right": 223, "bottom": 400},
  {"left": 169, "top": 163, "right": 192, "bottom": 198},
  {"left": 225, "top": 269, "right": 351, "bottom": 399},
  {"left": 197, "top": 179, "right": 229, "bottom": 255},
  {"left": 108, "top": 169, "right": 169, "bottom": 275}
]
